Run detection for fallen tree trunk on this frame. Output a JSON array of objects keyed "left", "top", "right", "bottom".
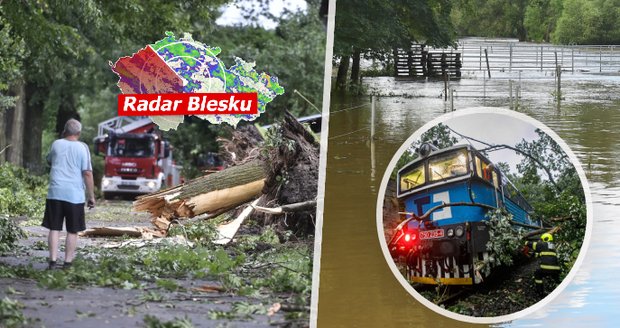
[
  {"left": 133, "top": 111, "right": 319, "bottom": 236},
  {"left": 134, "top": 160, "right": 267, "bottom": 230}
]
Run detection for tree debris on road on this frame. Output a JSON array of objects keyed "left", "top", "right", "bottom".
[{"left": 130, "top": 111, "right": 320, "bottom": 238}]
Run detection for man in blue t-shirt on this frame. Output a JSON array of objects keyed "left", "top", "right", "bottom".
[{"left": 42, "top": 119, "right": 95, "bottom": 269}]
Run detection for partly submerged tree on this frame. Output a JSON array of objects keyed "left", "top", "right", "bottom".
[{"left": 334, "top": 0, "right": 456, "bottom": 91}]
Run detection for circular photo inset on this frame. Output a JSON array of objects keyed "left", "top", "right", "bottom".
[{"left": 377, "top": 108, "right": 592, "bottom": 323}]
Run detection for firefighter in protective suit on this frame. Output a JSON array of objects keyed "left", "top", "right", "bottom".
[{"left": 525, "top": 233, "right": 561, "bottom": 294}]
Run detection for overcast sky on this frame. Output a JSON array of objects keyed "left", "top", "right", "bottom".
[
  {"left": 216, "top": 0, "right": 307, "bottom": 29},
  {"left": 442, "top": 112, "right": 541, "bottom": 175}
]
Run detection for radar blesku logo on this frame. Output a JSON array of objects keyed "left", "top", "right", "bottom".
[{"left": 111, "top": 32, "right": 284, "bottom": 130}]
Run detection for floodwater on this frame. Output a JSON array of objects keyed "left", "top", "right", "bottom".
[{"left": 316, "top": 64, "right": 620, "bottom": 326}]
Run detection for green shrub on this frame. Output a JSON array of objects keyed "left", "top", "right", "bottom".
[
  {"left": 0, "top": 296, "right": 27, "bottom": 328},
  {"left": 485, "top": 209, "right": 523, "bottom": 267},
  {"left": 0, "top": 163, "right": 47, "bottom": 217},
  {"left": 0, "top": 215, "right": 26, "bottom": 253}
]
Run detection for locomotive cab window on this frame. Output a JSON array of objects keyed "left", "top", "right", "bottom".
[
  {"left": 429, "top": 150, "right": 468, "bottom": 182},
  {"left": 399, "top": 164, "right": 426, "bottom": 193},
  {"left": 475, "top": 155, "right": 494, "bottom": 184},
  {"left": 492, "top": 170, "right": 500, "bottom": 190}
]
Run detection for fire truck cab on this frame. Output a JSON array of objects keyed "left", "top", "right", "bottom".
[{"left": 94, "top": 117, "right": 182, "bottom": 199}]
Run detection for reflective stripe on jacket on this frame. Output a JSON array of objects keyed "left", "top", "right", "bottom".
[{"left": 526, "top": 241, "right": 561, "bottom": 271}]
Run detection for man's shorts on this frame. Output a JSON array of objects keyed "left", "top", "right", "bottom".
[{"left": 42, "top": 199, "right": 86, "bottom": 233}]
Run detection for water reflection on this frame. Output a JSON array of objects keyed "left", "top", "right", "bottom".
[{"left": 317, "top": 71, "right": 620, "bottom": 326}]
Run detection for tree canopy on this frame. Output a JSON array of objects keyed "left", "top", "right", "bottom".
[
  {"left": 333, "top": 0, "right": 456, "bottom": 90},
  {"left": 451, "top": 0, "right": 620, "bottom": 43},
  {"left": 0, "top": 0, "right": 326, "bottom": 180}
]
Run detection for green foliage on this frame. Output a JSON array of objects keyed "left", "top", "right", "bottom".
[
  {"left": 160, "top": 4, "right": 326, "bottom": 176},
  {"left": 167, "top": 220, "right": 219, "bottom": 247},
  {"left": 0, "top": 163, "right": 48, "bottom": 217},
  {"left": 0, "top": 215, "right": 26, "bottom": 254},
  {"left": 554, "top": 0, "right": 620, "bottom": 44},
  {"left": 208, "top": 301, "right": 269, "bottom": 320},
  {"left": 334, "top": 0, "right": 456, "bottom": 90},
  {"left": 335, "top": 0, "right": 456, "bottom": 57},
  {"left": 485, "top": 209, "right": 522, "bottom": 267},
  {"left": 0, "top": 225, "right": 312, "bottom": 312},
  {"left": 163, "top": 117, "right": 224, "bottom": 179},
  {"left": 140, "top": 291, "right": 165, "bottom": 303},
  {"left": 513, "top": 129, "right": 586, "bottom": 275},
  {"left": 143, "top": 315, "right": 194, "bottom": 328},
  {"left": 0, "top": 297, "right": 27, "bottom": 328},
  {"left": 0, "top": 13, "right": 25, "bottom": 110},
  {"left": 452, "top": 0, "right": 620, "bottom": 44},
  {"left": 1, "top": 0, "right": 229, "bottom": 170},
  {"left": 524, "top": 0, "right": 563, "bottom": 42},
  {"left": 155, "top": 279, "right": 180, "bottom": 292},
  {"left": 262, "top": 124, "right": 295, "bottom": 154},
  {"left": 451, "top": 0, "right": 528, "bottom": 40}
]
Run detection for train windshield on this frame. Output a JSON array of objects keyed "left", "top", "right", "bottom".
[
  {"left": 400, "top": 164, "right": 426, "bottom": 193},
  {"left": 428, "top": 149, "right": 468, "bottom": 181},
  {"left": 109, "top": 137, "right": 155, "bottom": 158}
]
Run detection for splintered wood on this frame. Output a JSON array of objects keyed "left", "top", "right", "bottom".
[
  {"left": 133, "top": 160, "right": 267, "bottom": 231},
  {"left": 132, "top": 111, "right": 319, "bottom": 237},
  {"left": 80, "top": 226, "right": 165, "bottom": 239}
]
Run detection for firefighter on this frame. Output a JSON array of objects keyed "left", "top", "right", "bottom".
[{"left": 525, "top": 232, "right": 561, "bottom": 295}]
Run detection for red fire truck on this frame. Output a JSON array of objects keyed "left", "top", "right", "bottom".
[{"left": 94, "top": 117, "right": 182, "bottom": 199}]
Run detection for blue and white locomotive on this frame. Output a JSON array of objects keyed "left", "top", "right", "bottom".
[{"left": 388, "top": 143, "right": 540, "bottom": 285}]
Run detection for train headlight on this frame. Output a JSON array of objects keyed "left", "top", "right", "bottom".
[
  {"left": 405, "top": 234, "right": 411, "bottom": 242},
  {"left": 447, "top": 228, "right": 455, "bottom": 237},
  {"left": 102, "top": 179, "right": 111, "bottom": 187},
  {"left": 455, "top": 226, "right": 464, "bottom": 237},
  {"left": 147, "top": 181, "right": 156, "bottom": 189}
]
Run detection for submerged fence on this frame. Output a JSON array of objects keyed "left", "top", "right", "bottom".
[{"left": 456, "top": 40, "right": 620, "bottom": 74}]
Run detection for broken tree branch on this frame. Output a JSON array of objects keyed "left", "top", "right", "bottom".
[
  {"left": 252, "top": 200, "right": 317, "bottom": 215},
  {"left": 213, "top": 198, "right": 261, "bottom": 245}
]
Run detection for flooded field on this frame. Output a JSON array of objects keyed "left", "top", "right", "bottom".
[{"left": 317, "top": 64, "right": 620, "bottom": 326}]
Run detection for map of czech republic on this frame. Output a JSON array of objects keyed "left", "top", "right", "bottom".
[{"left": 111, "top": 32, "right": 285, "bottom": 130}]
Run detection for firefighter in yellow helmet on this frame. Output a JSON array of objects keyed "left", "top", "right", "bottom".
[{"left": 525, "top": 232, "right": 561, "bottom": 295}]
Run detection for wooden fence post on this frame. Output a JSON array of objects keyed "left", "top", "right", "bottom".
[{"left": 484, "top": 48, "right": 491, "bottom": 78}]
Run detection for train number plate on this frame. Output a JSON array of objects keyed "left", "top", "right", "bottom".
[{"left": 420, "top": 229, "right": 444, "bottom": 240}]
